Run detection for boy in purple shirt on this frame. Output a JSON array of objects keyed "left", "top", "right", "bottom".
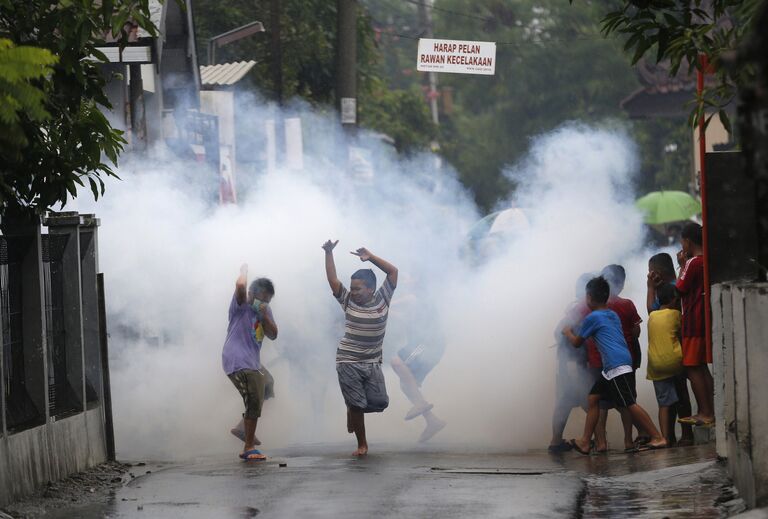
[{"left": 222, "top": 264, "right": 278, "bottom": 460}]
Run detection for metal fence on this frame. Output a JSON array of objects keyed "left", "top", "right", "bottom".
[{"left": 0, "top": 213, "right": 106, "bottom": 435}]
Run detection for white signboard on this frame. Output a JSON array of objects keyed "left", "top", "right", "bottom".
[
  {"left": 284, "top": 117, "right": 304, "bottom": 171},
  {"left": 340, "top": 97, "right": 357, "bottom": 124},
  {"left": 417, "top": 38, "right": 496, "bottom": 76}
]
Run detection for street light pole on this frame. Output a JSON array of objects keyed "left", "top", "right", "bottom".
[{"left": 337, "top": 0, "right": 357, "bottom": 133}]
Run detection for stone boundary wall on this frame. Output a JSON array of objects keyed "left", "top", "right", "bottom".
[
  {"left": 712, "top": 282, "right": 768, "bottom": 509},
  {"left": 0, "top": 212, "right": 110, "bottom": 506}
]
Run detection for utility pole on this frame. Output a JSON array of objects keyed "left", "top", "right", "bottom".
[
  {"left": 270, "top": 0, "right": 283, "bottom": 105},
  {"left": 337, "top": 0, "right": 357, "bottom": 133},
  {"left": 417, "top": 0, "right": 439, "bottom": 126},
  {"left": 128, "top": 64, "right": 147, "bottom": 151},
  {"left": 269, "top": 0, "right": 285, "bottom": 165}
]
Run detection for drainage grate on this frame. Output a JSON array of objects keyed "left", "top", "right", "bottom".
[{"left": 430, "top": 468, "right": 550, "bottom": 475}]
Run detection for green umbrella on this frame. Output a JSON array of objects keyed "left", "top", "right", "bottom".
[{"left": 635, "top": 190, "right": 702, "bottom": 224}]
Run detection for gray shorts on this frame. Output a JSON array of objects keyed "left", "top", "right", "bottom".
[
  {"left": 336, "top": 362, "right": 389, "bottom": 413},
  {"left": 653, "top": 377, "right": 679, "bottom": 407}
]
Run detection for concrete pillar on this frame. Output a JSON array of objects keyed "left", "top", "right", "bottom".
[
  {"left": 79, "top": 215, "right": 102, "bottom": 406},
  {"left": 45, "top": 212, "right": 86, "bottom": 413},
  {"left": 711, "top": 283, "right": 729, "bottom": 457},
  {"left": 743, "top": 284, "right": 768, "bottom": 506},
  {"left": 0, "top": 237, "right": 5, "bottom": 437},
  {"left": 2, "top": 217, "right": 49, "bottom": 425},
  {"left": 717, "top": 282, "right": 768, "bottom": 508}
]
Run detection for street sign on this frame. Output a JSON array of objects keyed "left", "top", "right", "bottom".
[
  {"left": 340, "top": 97, "right": 357, "bottom": 124},
  {"left": 417, "top": 38, "right": 496, "bottom": 76}
]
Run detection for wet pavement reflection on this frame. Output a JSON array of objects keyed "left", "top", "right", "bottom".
[
  {"left": 38, "top": 443, "right": 745, "bottom": 518},
  {"left": 556, "top": 444, "right": 745, "bottom": 518}
]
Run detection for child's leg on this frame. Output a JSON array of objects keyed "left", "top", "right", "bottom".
[
  {"left": 594, "top": 408, "right": 608, "bottom": 451},
  {"left": 573, "top": 394, "right": 601, "bottom": 453},
  {"left": 627, "top": 404, "right": 665, "bottom": 446},
  {"left": 658, "top": 406, "right": 671, "bottom": 443},
  {"left": 619, "top": 408, "right": 634, "bottom": 450},
  {"left": 550, "top": 398, "right": 573, "bottom": 446},
  {"left": 686, "top": 365, "right": 714, "bottom": 420},
  {"left": 244, "top": 417, "right": 259, "bottom": 451},
  {"left": 348, "top": 407, "right": 368, "bottom": 455},
  {"left": 674, "top": 375, "right": 694, "bottom": 442},
  {"left": 391, "top": 356, "right": 429, "bottom": 408}
]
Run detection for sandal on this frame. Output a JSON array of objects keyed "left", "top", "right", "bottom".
[
  {"left": 569, "top": 439, "right": 591, "bottom": 456},
  {"left": 239, "top": 449, "right": 266, "bottom": 461}
]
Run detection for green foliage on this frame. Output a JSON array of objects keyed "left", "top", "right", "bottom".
[
  {"left": 594, "top": 0, "right": 760, "bottom": 131},
  {"left": 369, "top": 0, "right": 643, "bottom": 209},
  {"left": 193, "top": 0, "right": 430, "bottom": 152},
  {"left": 632, "top": 117, "right": 693, "bottom": 193},
  {"left": 359, "top": 80, "right": 436, "bottom": 153},
  {"left": 0, "top": 38, "right": 57, "bottom": 160},
  {"left": 0, "top": 0, "right": 156, "bottom": 216},
  {"left": 196, "top": 0, "right": 693, "bottom": 210}
]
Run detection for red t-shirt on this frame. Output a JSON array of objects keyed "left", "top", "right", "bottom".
[
  {"left": 607, "top": 296, "right": 642, "bottom": 368},
  {"left": 574, "top": 302, "right": 602, "bottom": 368},
  {"left": 676, "top": 255, "right": 705, "bottom": 338}
]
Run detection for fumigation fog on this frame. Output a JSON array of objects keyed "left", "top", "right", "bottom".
[{"left": 77, "top": 108, "right": 659, "bottom": 460}]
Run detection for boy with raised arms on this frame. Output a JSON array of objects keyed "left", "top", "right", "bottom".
[{"left": 322, "top": 240, "right": 398, "bottom": 456}]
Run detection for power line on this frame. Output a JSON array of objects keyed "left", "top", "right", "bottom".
[
  {"left": 379, "top": 29, "right": 608, "bottom": 47},
  {"left": 402, "top": 0, "right": 496, "bottom": 24}
]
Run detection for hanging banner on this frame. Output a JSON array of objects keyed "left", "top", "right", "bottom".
[{"left": 417, "top": 38, "right": 496, "bottom": 76}]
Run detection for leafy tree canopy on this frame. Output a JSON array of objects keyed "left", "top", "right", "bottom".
[
  {"left": 595, "top": 0, "right": 761, "bottom": 130},
  {"left": 0, "top": 0, "right": 155, "bottom": 217}
]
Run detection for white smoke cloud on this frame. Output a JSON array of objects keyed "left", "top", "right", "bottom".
[{"left": 80, "top": 107, "right": 661, "bottom": 460}]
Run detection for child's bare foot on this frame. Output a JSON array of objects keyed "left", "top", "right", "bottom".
[
  {"left": 647, "top": 439, "right": 668, "bottom": 449},
  {"left": 595, "top": 441, "right": 608, "bottom": 453},
  {"left": 352, "top": 446, "right": 368, "bottom": 456}
]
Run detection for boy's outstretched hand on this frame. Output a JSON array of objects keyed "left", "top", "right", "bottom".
[
  {"left": 351, "top": 247, "right": 372, "bottom": 262},
  {"left": 322, "top": 240, "right": 339, "bottom": 253}
]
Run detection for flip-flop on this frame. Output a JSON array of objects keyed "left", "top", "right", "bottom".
[
  {"left": 694, "top": 418, "right": 715, "bottom": 427},
  {"left": 548, "top": 441, "right": 573, "bottom": 453},
  {"left": 569, "top": 439, "right": 591, "bottom": 456},
  {"left": 239, "top": 449, "right": 266, "bottom": 461},
  {"left": 624, "top": 446, "right": 639, "bottom": 453},
  {"left": 634, "top": 435, "right": 651, "bottom": 446},
  {"left": 677, "top": 416, "right": 699, "bottom": 425}
]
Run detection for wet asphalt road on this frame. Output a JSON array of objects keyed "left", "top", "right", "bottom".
[{"left": 46, "top": 443, "right": 737, "bottom": 519}]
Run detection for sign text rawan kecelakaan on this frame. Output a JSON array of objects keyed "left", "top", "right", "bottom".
[{"left": 417, "top": 38, "right": 496, "bottom": 76}]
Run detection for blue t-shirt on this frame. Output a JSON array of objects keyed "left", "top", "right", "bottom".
[
  {"left": 578, "top": 309, "right": 633, "bottom": 372},
  {"left": 222, "top": 293, "right": 267, "bottom": 375}
]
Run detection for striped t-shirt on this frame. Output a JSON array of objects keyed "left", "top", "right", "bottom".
[{"left": 335, "top": 278, "right": 396, "bottom": 363}]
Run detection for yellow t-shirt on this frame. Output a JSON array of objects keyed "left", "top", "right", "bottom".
[{"left": 646, "top": 308, "right": 683, "bottom": 381}]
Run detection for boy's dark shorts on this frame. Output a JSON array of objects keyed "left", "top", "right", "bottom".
[
  {"left": 590, "top": 372, "right": 636, "bottom": 408},
  {"left": 228, "top": 367, "right": 274, "bottom": 420},
  {"left": 596, "top": 370, "right": 637, "bottom": 410},
  {"left": 397, "top": 344, "right": 438, "bottom": 385},
  {"left": 337, "top": 362, "right": 389, "bottom": 413}
]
